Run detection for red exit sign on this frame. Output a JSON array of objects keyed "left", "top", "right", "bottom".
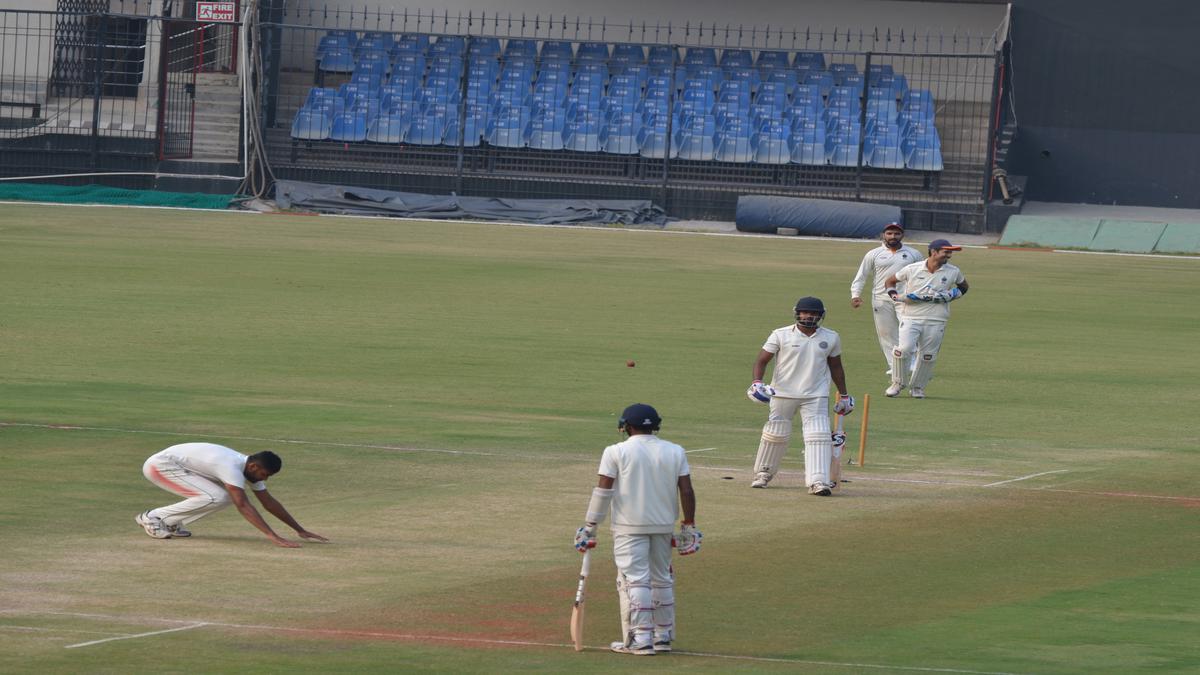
[{"left": 196, "top": 1, "right": 237, "bottom": 22}]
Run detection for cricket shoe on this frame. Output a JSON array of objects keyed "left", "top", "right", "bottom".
[
  {"left": 653, "top": 640, "right": 672, "bottom": 653},
  {"left": 166, "top": 523, "right": 192, "bottom": 537},
  {"left": 750, "top": 472, "right": 772, "bottom": 488},
  {"left": 610, "top": 641, "right": 655, "bottom": 656},
  {"left": 135, "top": 511, "right": 172, "bottom": 539},
  {"left": 910, "top": 387, "right": 926, "bottom": 399},
  {"left": 885, "top": 382, "right": 904, "bottom": 397},
  {"left": 808, "top": 483, "right": 833, "bottom": 496}
]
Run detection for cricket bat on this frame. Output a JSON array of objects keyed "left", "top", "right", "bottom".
[
  {"left": 569, "top": 549, "right": 591, "bottom": 651},
  {"left": 831, "top": 412, "right": 847, "bottom": 484}
]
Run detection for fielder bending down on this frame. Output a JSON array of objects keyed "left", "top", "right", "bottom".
[
  {"left": 575, "top": 403, "right": 700, "bottom": 656},
  {"left": 137, "top": 442, "right": 328, "bottom": 548},
  {"left": 850, "top": 221, "right": 924, "bottom": 381},
  {"left": 883, "top": 238, "right": 970, "bottom": 399},
  {"left": 747, "top": 297, "right": 854, "bottom": 495}
]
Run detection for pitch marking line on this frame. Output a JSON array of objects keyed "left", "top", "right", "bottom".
[
  {"left": 685, "top": 447, "right": 717, "bottom": 454},
  {"left": 63, "top": 622, "right": 208, "bottom": 649},
  {"left": 19, "top": 610, "right": 1023, "bottom": 674},
  {"left": 983, "top": 470, "right": 1070, "bottom": 487},
  {"left": 5, "top": 421, "right": 1199, "bottom": 504}
]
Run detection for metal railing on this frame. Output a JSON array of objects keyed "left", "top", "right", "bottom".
[{"left": 0, "top": 8, "right": 240, "bottom": 175}]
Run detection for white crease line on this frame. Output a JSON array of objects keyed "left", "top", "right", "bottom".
[
  {"left": 984, "top": 470, "right": 1070, "bottom": 487},
  {"left": 685, "top": 447, "right": 716, "bottom": 454},
  {"left": 64, "top": 622, "right": 207, "bottom": 649},
  {"left": 22, "top": 610, "right": 1022, "bottom": 673},
  {"left": 7, "top": 422, "right": 1198, "bottom": 503}
]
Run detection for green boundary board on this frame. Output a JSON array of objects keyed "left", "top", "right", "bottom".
[{"left": 1000, "top": 215, "right": 1200, "bottom": 254}]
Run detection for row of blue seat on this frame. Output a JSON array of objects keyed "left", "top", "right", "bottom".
[
  {"left": 316, "top": 30, "right": 841, "bottom": 70},
  {"left": 291, "top": 102, "right": 943, "bottom": 170}
]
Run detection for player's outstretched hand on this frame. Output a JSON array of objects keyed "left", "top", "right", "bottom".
[
  {"left": 834, "top": 394, "right": 855, "bottom": 415},
  {"left": 574, "top": 523, "right": 597, "bottom": 553},
  {"left": 676, "top": 523, "right": 702, "bottom": 555},
  {"left": 298, "top": 530, "right": 329, "bottom": 542}
]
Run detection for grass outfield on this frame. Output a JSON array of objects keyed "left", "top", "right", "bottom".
[{"left": 1, "top": 203, "right": 1198, "bottom": 673}]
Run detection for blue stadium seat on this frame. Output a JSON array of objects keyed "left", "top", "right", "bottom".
[
  {"left": 366, "top": 111, "right": 408, "bottom": 143},
  {"left": 319, "top": 48, "right": 355, "bottom": 74},
  {"left": 724, "top": 67, "right": 760, "bottom": 89},
  {"left": 865, "top": 123, "right": 904, "bottom": 169},
  {"left": 612, "top": 44, "right": 646, "bottom": 63},
  {"left": 789, "top": 119, "right": 826, "bottom": 165},
  {"left": 324, "top": 29, "right": 358, "bottom": 49},
  {"left": 354, "top": 33, "right": 394, "bottom": 58},
  {"left": 527, "top": 110, "right": 567, "bottom": 150},
  {"left": 752, "top": 120, "right": 791, "bottom": 164},
  {"left": 839, "top": 73, "right": 866, "bottom": 95},
  {"left": 826, "top": 127, "right": 863, "bottom": 167},
  {"left": 794, "top": 52, "right": 826, "bottom": 70},
  {"left": 804, "top": 70, "right": 835, "bottom": 97},
  {"left": 316, "top": 34, "right": 352, "bottom": 59},
  {"left": 575, "top": 42, "right": 609, "bottom": 62},
  {"left": 405, "top": 115, "right": 446, "bottom": 145},
  {"left": 291, "top": 108, "right": 333, "bottom": 140},
  {"left": 539, "top": 40, "right": 573, "bottom": 61},
  {"left": 684, "top": 47, "right": 717, "bottom": 67},
  {"left": 674, "top": 114, "right": 717, "bottom": 160},
  {"left": 391, "top": 34, "right": 427, "bottom": 56},
  {"left": 504, "top": 39, "right": 537, "bottom": 59},
  {"left": 648, "top": 45, "right": 680, "bottom": 67},
  {"left": 601, "top": 111, "right": 641, "bottom": 154},
  {"left": 638, "top": 116, "right": 679, "bottom": 159},
  {"left": 903, "top": 89, "right": 935, "bottom": 118},
  {"left": 443, "top": 104, "right": 486, "bottom": 147},
  {"left": 758, "top": 69, "right": 796, "bottom": 94},
  {"left": 563, "top": 113, "right": 603, "bottom": 152},
  {"left": 719, "top": 49, "right": 753, "bottom": 69},
  {"left": 757, "top": 50, "right": 790, "bottom": 69},
  {"left": 329, "top": 109, "right": 370, "bottom": 142},
  {"left": 714, "top": 118, "right": 753, "bottom": 163},
  {"left": 468, "top": 37, "right": 501, "bottom": 58}
]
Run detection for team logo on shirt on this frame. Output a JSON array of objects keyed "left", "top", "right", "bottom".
[
  {"left": 819, "top": 341, "right": 829, "bottom": 349},
  {"left": 902, "top": 253, "right": 909, "bottom": 259}
]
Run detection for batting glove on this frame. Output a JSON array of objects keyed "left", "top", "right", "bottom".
[
  {"left": 676, "top": 523, "right": 702, "bottom": 555},
  {"left": 574, "top": 523, "right": 597, "bottom": 553},
  {"left": 832, "top": 431, "right": 847, "bottom": 447},
  {"left": 747, "top": 381, "right": 775, "bottom": 404},
  {"left": 834, "top": 394, "right": 855, "bottom": 415}
]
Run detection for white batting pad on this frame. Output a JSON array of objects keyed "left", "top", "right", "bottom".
[
  {"left": 753, "top": 419, "right": 791, "bottom": 477},
  {"left": 891, "top": 347, "right": 907, "bottom": 386},
  {"left": 802, "top": 414, "right": 832, "bottom": 486},
  {"left": 910, "top": 353, "right": 938, "bottom": 389}
]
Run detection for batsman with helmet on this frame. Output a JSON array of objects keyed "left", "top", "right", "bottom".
[
  {"left": 746, "top": 297, "right": 854, "bottom": 495},
  {"left": 574, "top": 403, "right": 699, "bottom": 655}
]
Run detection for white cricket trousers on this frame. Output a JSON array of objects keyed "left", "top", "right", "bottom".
[
  {"left": 871, "top": 297, "right": 903, "bottom": 370},
  {"left": 142, "top": 456, "right": 233, "bottom": 528},
  {"left": 893, "top": 317, "right": 949, "bottom": 388},
  {"left": 612, "top": 532, "right": 675, "bottom": 645}
]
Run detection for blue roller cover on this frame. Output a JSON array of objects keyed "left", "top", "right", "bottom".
[{"left": 735, "top": 195, "right": 902, "bottom": 237}]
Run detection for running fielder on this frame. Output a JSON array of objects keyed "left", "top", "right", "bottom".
[
  {"left": 574, "top": 403, "right": 699, "bottom": 656},
  {"left": 137, "top": 442, "right": 328, "bottom": 548},
  {"left": 850, "top": 222, "right": 923, "bottom": 380},
  {"left": 883, "top": 239, "right": 970, "bottom": 399},
  {"left": 747, "top": 297, "right": 854, "bottom": 495}
]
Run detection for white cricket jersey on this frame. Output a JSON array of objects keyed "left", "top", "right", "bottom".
[
  {"left": 850, "top": 244, "right": 924, "bottom": 299},
  {"left": 762, "top": 325, "right": 841, "bottom": 398},
  {"left": 598, "top": 434, "right": 690, "bottom": 535},
  {"left": 895, "top": 261, "right": 966, "bottom": 321},
  {"left": 148, "top": 442, "right": 267, "bottom": 491}
]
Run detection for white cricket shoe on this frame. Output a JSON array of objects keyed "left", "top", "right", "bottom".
[
  {"left": 808, "top": 483, "right": 833, "bottom": 496},
  {"left": 135, "top": 511, "right": 171, "bottom": 539},
  {"left": 653, "top": 640, "right": 672, "bottom": 653},
  {"left": 610, "top": 641, "right": 655, "bottom": 656},
  {"left": 885, "top": 382, "right": 904, "bottom": 397},
  {"left": 166, "top": 523, "right": 192, "bottom": 537},
  {"left": 910, "top": 387, "right": 926, "bottom": 399},
  {"left": 750, "top": 472, "right": 772, "bottom": 488}
]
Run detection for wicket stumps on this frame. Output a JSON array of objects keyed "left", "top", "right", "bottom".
[{"left": 857, "top": 394, "right": 871, "bottom": 467}]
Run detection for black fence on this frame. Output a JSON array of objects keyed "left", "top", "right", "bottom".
[
  {"left": 261, "top": 11, "right": 1003, "bottom": 223},
  {"left": 0, "top": 6, "right": 239, "bottom": 176}
]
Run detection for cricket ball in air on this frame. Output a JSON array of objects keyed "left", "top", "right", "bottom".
[{"left": 626, "top": 360, "right": 636, "bottom": 367}]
